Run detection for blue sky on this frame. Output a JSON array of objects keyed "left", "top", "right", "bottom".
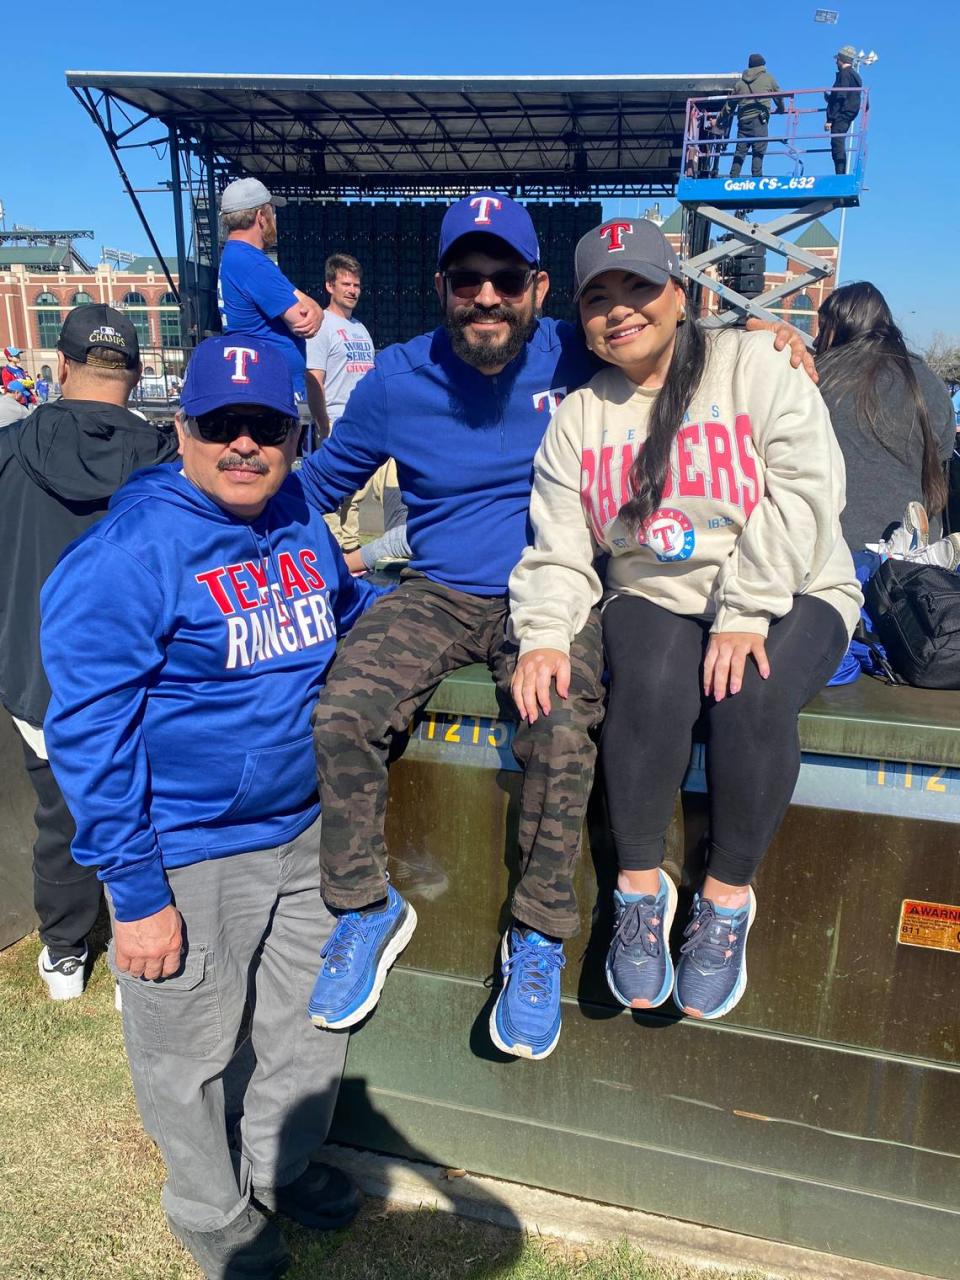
[{"left": 10, "top": 0, "right": 958, "bottom": 347}]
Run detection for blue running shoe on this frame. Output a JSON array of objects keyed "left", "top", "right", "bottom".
[
  {"left": 489, "top": 926, "right": 565, "bottom": 1060},
  {"left": 605, "top": 871, "right": 678, "bottom": 1009},
  {"left": 308, "top": 885, "right": 417, "bottom": 1030},
  {"left": 674, "top": 888, "right": 756, "bottom": 1020}
]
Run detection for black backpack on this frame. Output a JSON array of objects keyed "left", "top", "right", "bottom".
[{"left": 864, "top": 558, "right": 960, "bottom": 689}]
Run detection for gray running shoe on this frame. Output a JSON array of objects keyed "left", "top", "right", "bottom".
[
  {"left": 605, "top": 871, "right": 678, "bottom": 1009},
  {"left": 675, "top": 888, "right": 757, "bottom": 1021}
]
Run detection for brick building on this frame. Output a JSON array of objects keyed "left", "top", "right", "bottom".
[
  {"left": 660, "top": 208, "right": 838, "bottom": 337},
  {"left": 0, "top": 250, "right": 184, "bottom": 386}
]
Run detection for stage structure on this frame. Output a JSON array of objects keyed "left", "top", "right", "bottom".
[{"left": 64, "top": 72, "right": 739, "bottom": 345}]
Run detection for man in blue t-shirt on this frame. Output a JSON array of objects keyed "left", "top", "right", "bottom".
[{"left": 216, "top": 178, "right": 323, "bottom": 401}]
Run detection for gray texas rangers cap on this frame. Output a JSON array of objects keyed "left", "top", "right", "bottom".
[
  {"left": 573, "top": 217, "right": 683, "bottom": 302},
  {"left": 219, "top": 177, "right": 287, "bottom": 213}
]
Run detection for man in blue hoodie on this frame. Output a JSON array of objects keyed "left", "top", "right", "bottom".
[{"left": 41, "top": 336, "right": 380, "bottom": 1280}]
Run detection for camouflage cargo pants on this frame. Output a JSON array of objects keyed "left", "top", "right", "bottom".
[{"left": 312, "top": 574, "right": 605, "bottom": 938}]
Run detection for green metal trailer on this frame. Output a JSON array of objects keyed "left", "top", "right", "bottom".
[
  {"left": 3, "top": 671, "right": 958, "bottom": 1275},
  {"left": 330, "top": 666, "right": 960, "bottom": 1279}
]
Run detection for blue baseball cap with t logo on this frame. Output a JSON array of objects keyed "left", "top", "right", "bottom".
[
  {"left": 180, "top": 335, "right": 298, "bottom": 419},
  {"left": 438, "top": 191, "right": 540, "bottom": 268}
]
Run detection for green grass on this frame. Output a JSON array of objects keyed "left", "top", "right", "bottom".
[{"left": 0, "top": 934, "right": 767, "bottom": 1280}]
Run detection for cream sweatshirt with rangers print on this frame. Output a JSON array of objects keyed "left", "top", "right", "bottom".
[{"left": 509, "top": 329, "right": 862, "bottom": 655}]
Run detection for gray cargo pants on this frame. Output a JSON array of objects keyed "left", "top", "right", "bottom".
[{"left": 109, "top": 817, "right": 345, "bottom": 1232}]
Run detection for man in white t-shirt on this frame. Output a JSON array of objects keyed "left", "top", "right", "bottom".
[{"left": 306, "top": 254, "right": 376, "bottom": 552}]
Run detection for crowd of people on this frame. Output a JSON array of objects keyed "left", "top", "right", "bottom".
[{"left": 0, "top": 179, "right": 955, "bottom": 1279}]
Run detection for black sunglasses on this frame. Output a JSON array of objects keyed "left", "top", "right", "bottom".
[
  {"left": 193, "top": 409, "right": 299, "bottom": 447},
  {"left": 443, "top": 267, "right": 536, "bottom": 302}
]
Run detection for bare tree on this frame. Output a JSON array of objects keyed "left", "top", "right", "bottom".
[{"left": 923, "top": 332, "right": 960, "bottom": 390}]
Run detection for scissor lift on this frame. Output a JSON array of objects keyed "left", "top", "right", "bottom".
[{"left": 675, "top": 86, "right": 868, "bottom": 342}]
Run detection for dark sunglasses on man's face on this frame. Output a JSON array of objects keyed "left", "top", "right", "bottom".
[
  {"left": 443, "top": 267, "right": 536, "bottom": 302},
  {"left": 193, "top": 410, "right": 299, "bottom": 447}
]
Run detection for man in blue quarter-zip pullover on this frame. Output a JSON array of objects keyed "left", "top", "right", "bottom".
[
  {"left": 301, "top": 193, "right": 606, "bottom": 1063},
  {"left": 41, "top": 337, "right": 380, "bottom": 1280}
]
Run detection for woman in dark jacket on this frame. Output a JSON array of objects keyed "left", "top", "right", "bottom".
[{"left": 815, "top": 282, "right": 955, "bottom": 551}]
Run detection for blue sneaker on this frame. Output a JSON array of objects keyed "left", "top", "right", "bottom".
[
  {"left": 675, "top": 888, "right": 756, "bottom": 1020},
  {"left": 605, "top": 871, "right": 678, "bottom": 1009},
  {"left": 308, "top": 885, "right": 417, "bottom": 1030},
  {"left": 489, "top": 926, "right": 565, "bottom": 1060}
]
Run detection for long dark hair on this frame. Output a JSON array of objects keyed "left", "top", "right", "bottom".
[
  {"left": 619, "top": 293, "right": 707, "bottom": 534},
  {"left": 815, "top": 282, "right": 947, "bottom": 516}
]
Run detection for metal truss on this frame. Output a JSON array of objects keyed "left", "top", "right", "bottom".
[
  {"left": 70, "top": 86, "right": 183, "bottom": 301},
  {"left": 681, "top": 200, "right": 841, "bottom": 346}
]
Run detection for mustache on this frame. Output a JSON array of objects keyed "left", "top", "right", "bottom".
[
  {"left": 450, "top": 303, "right": 522, "bottom": 330},
  {"left": 217, "top": 455, "right": 269, "bottom": 475}
]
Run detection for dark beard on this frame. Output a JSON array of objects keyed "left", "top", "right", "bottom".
[{"left": 445, "top": 303, "right": 536, "bottom": 371}]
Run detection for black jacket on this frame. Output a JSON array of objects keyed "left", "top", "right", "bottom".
[
  {"left": 0, "top": 399, "right": 178, "bottom": 727},
  {"left": 826, "top": 66, "right": 862, "bottom": 123}
]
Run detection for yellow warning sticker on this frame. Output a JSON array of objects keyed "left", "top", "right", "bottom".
[{"left": 898, "top": 899, "right": 960, "bottom": 954}]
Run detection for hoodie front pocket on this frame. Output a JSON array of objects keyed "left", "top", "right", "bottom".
[{"left": 214, "top": 734, "right": 317, "bottom": 825}]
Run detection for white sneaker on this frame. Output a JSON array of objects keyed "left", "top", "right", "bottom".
[
  {"left": 38, "top": 946, "right": 88, "bottom": 1001},
  {"left": 906, "top": 534, "right": 960, "bottom": 572},
  {"left": 875, "top": 501, "right": 929, "bottom": 559}
]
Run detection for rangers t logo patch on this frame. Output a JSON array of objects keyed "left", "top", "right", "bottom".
[
  {"left": 470, "top": 196, "right": 503, "bottom": 225},
  {"left": 600, "top": 220, "right": 634, "bottom": 253},
  {"left": 639, "top": 507, "right": 696, "bottom": 562}
]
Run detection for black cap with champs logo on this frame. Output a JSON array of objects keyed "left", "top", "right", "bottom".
[
  {"left": 573, "top": 217, "right": 683, "bottom": 303},
  {"left": 57, "top": 303, "right": 140, "bottom": 369}
]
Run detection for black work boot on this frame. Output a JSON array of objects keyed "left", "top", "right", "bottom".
[
  {"left": 254, "top": 1160, "right": 362, "bottom": 1231},
  {"left": 168, "top": 1203, "right": 289, "bottom": 1279}
]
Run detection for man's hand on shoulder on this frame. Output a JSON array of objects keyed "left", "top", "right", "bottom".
[
  {"left": 285, "top": 292, "right": 323, "bottom": 339},
  {"left": 114, "top": 904, "right": 184, "bottom": 981},
  {"left": 745, "top": 316, "right": 818, "bottom": 384}
]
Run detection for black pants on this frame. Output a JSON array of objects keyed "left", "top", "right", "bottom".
[
  {"left": 600, "top": 595, "right": 848, "bottom": 886},
  {"left": 731, "top": 114, "right": 768, "bottom": 176},
  {"left": 20, "top": 736, "right": 101, "bottom": 956},
  {"left": 830, "top": 115, "right": 856, "bottom": 173}
]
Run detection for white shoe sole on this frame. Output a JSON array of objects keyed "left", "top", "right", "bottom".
[
  {"left": 310, "top": 903, "right": 418, "bottom": 1030},
  {"left": 37, "top": 947, "right": 86, "bottom": 1001},
  {"left": 680, "top": 887, "right": 757, "bottom": 1021},
  {"left": 605, "top": 872, "right": 679, "bottom": 1009},
  {"left": 488, "top": 932, "right": 562, "bottom": 1061}
]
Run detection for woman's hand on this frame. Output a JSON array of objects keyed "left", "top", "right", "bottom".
[
  {"left": 511, "top": 648, "right": 571, "bottom": 724},
  {"left": 703, "top": 631, "right": 770, "bottom": 701}
]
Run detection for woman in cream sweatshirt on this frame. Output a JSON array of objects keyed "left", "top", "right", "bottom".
[{"left": 509, "top": 217, "right": 861, "bottom": 1022}]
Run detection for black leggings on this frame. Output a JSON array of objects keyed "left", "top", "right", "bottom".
[{"left": 600, "top": 594, "right": 848, "bottom": 886}]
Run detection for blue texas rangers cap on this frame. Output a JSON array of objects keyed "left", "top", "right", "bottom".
[
  {"left": 180, "top": 335, "right": 298, "bottom": 419},
  {"left": 438, "top": 191, "right": 540, "bottom": 268}
]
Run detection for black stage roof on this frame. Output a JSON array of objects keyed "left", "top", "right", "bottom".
[{"left": 66, "top": 71, "right": 738, "bottom": 198}]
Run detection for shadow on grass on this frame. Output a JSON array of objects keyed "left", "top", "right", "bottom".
[{"left": 222, "top": 1069, "right": 524, "bottom": 1279}]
